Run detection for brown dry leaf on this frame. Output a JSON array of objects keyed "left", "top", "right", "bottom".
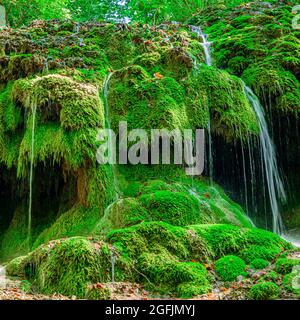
[{"left": 154, "top": 72, "right": 164, "bottom": 79}]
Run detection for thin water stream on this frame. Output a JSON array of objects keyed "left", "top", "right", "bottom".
[{"left": 28, "top": 102, "right": 37, "bottom": 247}]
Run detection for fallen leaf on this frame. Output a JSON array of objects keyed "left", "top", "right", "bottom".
[{"left": 154, "top": 72, "right": 164, "bottom": 79}]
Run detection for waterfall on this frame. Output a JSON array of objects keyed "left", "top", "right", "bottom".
[
  {"left": 190, "top": 25, "right": 213, "bottom": 183},
  {"left": 190, "top": 26, "right": 285, "bottom": 234},
  {"left": 244, "top": 86, "right": 286, "bottom": 234},
  {"left": 190, "top": 25, "right": 213, "bottom": 66},
  {"left": 28, "top": 102, "right": 37, "bottom": 247},
  {"left": 208, "top": 119, "right": 213, "bottom": 184},
  {"left": 103, "top": 72, "right": 120, "bottom": 199}
]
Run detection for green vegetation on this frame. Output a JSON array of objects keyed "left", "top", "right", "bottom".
[
  {"left": 249, "top": 282, "right": 280, "bottom": 300},
  {"left": 0, "top": 0, "right": 299, "bottom": 301},
  {"left": 191, "top": 0, "right": 300, "bottom": 114},
  {"left": 283, "top": 270, "right": 300, "bottom": 297},
  {"left": 6, "top": 222, "right": 293, "bottom": 298},
  {"left": 250, "top": 258, "right": 269, "bottom": 270},
  {"left": 275, "top": 258, "right": 300, "bottom": 275},
  {"left": 215, "top": 255, "right": 246, "bottom": 281}
]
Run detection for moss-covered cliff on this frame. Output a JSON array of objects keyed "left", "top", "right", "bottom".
[{"left": 0, "top": 0, "right": 299, "bottom": 300}]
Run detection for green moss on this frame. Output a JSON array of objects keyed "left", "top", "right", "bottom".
[
  {"left": 5, "top": 255, "right": 27, "bottom": 277},
  {"left": 191, "top": 224, "right": 290, "bottom": 259},
  {"left": 7, "top": 237, "right": 112, "bottom": 298},
  {"left": 0, "top": 54, "right": 46, "bottom": 82},
  {"left": 6, "top": 222, "right": 293, "bottom": 298},
  {"left": 12, "top": 74, "right": 104, "bottom": 131},
  {"left": 33, "top": 206, "right": 104, "bottom": 249},
  {"left": 283, "top": 270, "right": 300, "bottom": 297},
  {"left": 259, "top": 271, "right": 280, "bottom": 283},
  {"left": 138, "top": 253, "right": 211, "bottom": 296},
  {"left": 249, "top": 282, "right": 280, "bottom": 300},
  {"left": 215, "top": 255, "right": 247, "bottom": 282},
  {"left": 138, "top": 190, "right": 202, "bottom": 226},
  {"left": 176, "top": 282, "right": 210, "bottom": 298},
  {"left": 121, "top": 176, "right": 253, "bottom": 228},
  {"left": 239, "top": 245, "right": 281, "bottom": 263},
  {"left": 109, "top": 68, "right": 190, "bottom": 133},
  {"left": 94, "top": 198, "right": 150, "bottom": 234},
  {"left": 191, "top": 2, "right": 300, "bottom": 114},
  {"left": 191, "top": 65, "right": 259, "bottom": 141},
  {"left": 275, "top": 258, "right": 300, "bottom": 275},
  {"left": 250, "top": 259, "right": 269, "bottom": 270},
  {"left": 106, "top": 222, "right": 213, "bottom": 264},
  {"left": 85, "top": 284, "right": 112, "bottom": 300}
]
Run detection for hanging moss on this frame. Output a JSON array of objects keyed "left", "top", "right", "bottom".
[
  {"left": 12, "top": 74, "right": 104, "bottom": 130},
  {"left": 190, "top": 1, "right": 300, "bottom": 115},
  {"left": 191, "top": 65, "right": 259, "bottom": 141}
]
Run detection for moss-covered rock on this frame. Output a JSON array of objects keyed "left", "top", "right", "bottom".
[
  {"left": 85, "top": 284, "right": 112, "bottom": 300},
  {"left": 283, "top": 270, "right": 300, "bottom": 297},
  {"left": 275, "top": 258, "right": 300, "bottom": 275},
  {"left": 250, "top": 258, "right": 269, "bottom": 270},
  {"left": 249, "top": 281, "right": 280, "bottom": 300},
  {"left": 215, "top": 255, "right": 247, "bottom": 281},
  {"left": 6, "top": 221, "right": 293, "bottom": 298}
]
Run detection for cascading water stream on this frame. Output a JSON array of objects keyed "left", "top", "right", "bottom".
[
  {"left": 103, "top": 72, "right": 120, "bottom": 200},
  {"left": 28, "top": 102, "right": 37, "bottom": 248},
  {"left": 244, "top": 86, "right": 286, "bottom": 234},
  {"left": 191, "top": 25, "right": 286, "bottom": 234},
  {"left": 190, "top": 26, "right": 212, "bottom": 67},
  {"left": 190, "top": 25, "right": 213, "bottom": 184}
]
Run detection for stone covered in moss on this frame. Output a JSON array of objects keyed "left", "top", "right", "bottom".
[
  {"left": 250, "top": 258, "right": 269, "bottom": 270},
  {"left": 6, "top": 222, "right": 292, "bottom": 298},
  {"left": 275, "top": 258, "right": 300, "bottom": 275},
  {"left": 215, "top": 255, "right": 246, "bottom": 281},
  {"left": 86, "top": 284, "right": 112, "bottom": 300},
  {"left": 249, "top": 281, "right": 280, "bottom": 300},
  {"left": 283, "top": 270, "right": 300, "bottom": 297}
]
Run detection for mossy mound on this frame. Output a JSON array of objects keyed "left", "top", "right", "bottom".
[
  {"left": 249, "top": 281, "right": 280, "bottom": 300},
  {"left": 275, "top": 258, "right": 300, "bottom": 275},
  {"left": 93, "top": 177, "right": 253, "bottom": 235},
  {"left": 215, "top": 255, "right": 247, "bottom": 281},
  {"left": 250, "top": 258, "right": 269, "bottom": 270},
  {"left": 7, "top": 237, "right": 112, "bottom": 298},
  {"left": 6, "top": 221, "right": 292, "bottom": 298},
  {"left": 283, "top": 269, "right": 300, "bottom": 297}
]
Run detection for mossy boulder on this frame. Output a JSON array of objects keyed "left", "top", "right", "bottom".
[
  {"left": 249, "top": 282, "right": 280, "bottom": 300},
  {"left": 250, "top": 258, "right": 269, "bottom": 270},
  {"left": 275, "top": 258, "right": 300, "bottom": 275},
  {"left": 283, "top": 269, "right": 300, "bottom": 297},
  {"left": 6, "top": 222, "right": 293, "bottom": 298},
  {"left": 215, "top": 255, "right": 247, "bottom": 281}
]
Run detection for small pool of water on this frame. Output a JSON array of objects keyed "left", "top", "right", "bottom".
[{"left": 282, "top": 229, "right": 300, "bottom": 248}]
